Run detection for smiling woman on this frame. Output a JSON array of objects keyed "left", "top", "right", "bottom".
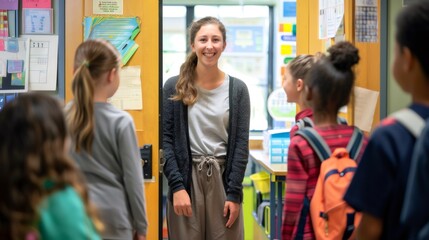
[
  {"left": 192, "top": 26, "right": 227, "bottom": 89},
  {"left": 163, "top": 16, "right": 250, "bottom": 240},
  {"left": 163, "top": 5, "right": 272, "bottom": 131}
]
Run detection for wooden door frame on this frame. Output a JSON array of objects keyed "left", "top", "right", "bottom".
[{"left": 65, "top": 1, "right": 161, "bottom": 239}]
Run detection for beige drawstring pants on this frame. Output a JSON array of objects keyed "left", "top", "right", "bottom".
[{"left": 167, "top": 156, "right": 244, "bottom": 240}]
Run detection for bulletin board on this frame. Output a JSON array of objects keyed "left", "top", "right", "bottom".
[
  {"left": 296, "top": 0, "right": 381, "bottom": 131},
  {"left": 0, "top": 37, "right": 30, "bottom": 93}
]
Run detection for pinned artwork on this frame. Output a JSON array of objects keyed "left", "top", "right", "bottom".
[
  {"left": 84, "top": 17, "right": 140, "bottom": 66},
  {"left": 0, "top": 37, "right": 30, "bottom": 93}
]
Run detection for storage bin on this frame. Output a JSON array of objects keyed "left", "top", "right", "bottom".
[
  {"left": 263, "top": 129, "right": 290, "bottom": 163},
  {"left": 242, "top": 177, "right": 254, "bottom": 240},
  {"left": 250, "top": 171, "right": 270, "bottom": 194}
]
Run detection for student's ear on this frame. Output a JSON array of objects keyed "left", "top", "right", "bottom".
[
  {"left": 223, "top": 41, "right": 227, "bottom": 51},
  {"left": 107, "top": 68, "right": 117, "bottom": 83},
  {"left": 296, "top": 78, "right": 304, "bottom": 92}
]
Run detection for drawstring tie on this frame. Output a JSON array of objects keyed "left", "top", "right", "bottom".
[{"left": 193, "top": 156, "right": 225, "bottom": 177}]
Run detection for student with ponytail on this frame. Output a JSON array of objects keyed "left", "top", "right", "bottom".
[
  {"left": 66, "top": 39, "right": 148, "bottom": 240},
  {"left": 163, "top": 16, "right": 250, "bottom": 240},
  {"left": 282, "top": 54, "right": 321, "bottom": 137}
]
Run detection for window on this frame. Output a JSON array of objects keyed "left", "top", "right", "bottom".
[{"left": 163, "top": 6, "right": 187, "bottom": 84}]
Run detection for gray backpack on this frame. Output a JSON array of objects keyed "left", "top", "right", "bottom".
[{"left": 392, "top": 108, "right": 429, "bottom": 240}]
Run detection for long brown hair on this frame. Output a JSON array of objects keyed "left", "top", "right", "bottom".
[
  {"left": 171, "top": 16, "right": 226, "bottom": 105},
  {"left": 66, "top": 39, "right": 120, "bottom": 152},
  {"left": 0, "top": 93, "right": 102, "bottom": 239}
]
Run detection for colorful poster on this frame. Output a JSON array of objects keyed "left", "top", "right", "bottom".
[
  {"left": 84, "top": 17, "right": 140, "bottom": 65},
  {"left": 279, "top": 23, "right": 296, "bottom": 42},
  {"left": 23, "top": 0, "right": 51, "bottom": 8},
  {"left": 0, "top": 38, "right": 30, "bottom": 93}
]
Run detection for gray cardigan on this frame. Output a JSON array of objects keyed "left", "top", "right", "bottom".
[{"left": 163, "top": 75, "right": 250, "bottom": 203}]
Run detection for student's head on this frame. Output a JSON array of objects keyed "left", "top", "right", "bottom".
[
  {"left": 173, "top": 16, "right": 227, "bottom": 105},
  {"left": 67, "top": 39, "right": 121, "bottom": 152},
  {"left": 282, "top": 54, "right": 320, "bottom": 104},
  {"left": 0, "top": 93, "right": 101, "bottom": 238},
  {"left": 393, "top": 1, "right": 429, "bottom": 92},
  {"left": 72, "top": 39, "right": 121, "bottom": 100},
  {"left": 306, "top": 41, "right": 359, "bottom": 115}
]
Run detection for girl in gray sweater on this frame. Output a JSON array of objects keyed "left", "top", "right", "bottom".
[{"left": 66, "top": 39, "right": 148, "bottom": 240}]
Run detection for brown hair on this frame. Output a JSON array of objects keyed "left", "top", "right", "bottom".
[
  {"left": 0, "top": 93, "right": 102, "bottom": 239},
  {"left": 66, "top": 39, "right": 120, "bottom": 152},
  {"left": 171, "top": 16, "right": 226, "bottom": 105},
  {"left": 288, "top": 53, "right": 322, "bottom": 83}
]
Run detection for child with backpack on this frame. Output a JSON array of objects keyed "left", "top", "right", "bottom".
[
  {"left": 282, "top": 54, "right": 319, "bottom": 136},
  {"left": 344, "top": 2, "right": 429, "bottom": 239},
  {"left": 281, "top": 41, "right": 368, "bottom": 240},
  {"left": 401, "top": 120, "right": 429, "bottom": 240}
]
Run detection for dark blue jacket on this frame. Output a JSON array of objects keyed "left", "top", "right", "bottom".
[{"left": 163, "top": 75, "right": 250, "bottom": 203}]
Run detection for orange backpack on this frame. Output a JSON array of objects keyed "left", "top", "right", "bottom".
[{"left": 296, "top": 127, "right": 364, "bottom": 240}]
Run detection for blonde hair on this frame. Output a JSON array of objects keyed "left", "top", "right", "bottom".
[
  {"left": 66, "top": 39, "right": 120, "bottom": 152},
  {"left": 171, "top": 16, "right": 226, "bottom": 105}
]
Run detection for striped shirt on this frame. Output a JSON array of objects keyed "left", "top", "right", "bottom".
[{"left": 282, "top": 125, "right": 368, "bottom": 240}]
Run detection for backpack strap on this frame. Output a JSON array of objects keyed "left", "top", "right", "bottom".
[
  {"left": 390, "top": 108, "right": 425, "bottom": 138},
  {"left": 346, "top": 127, "right": 364, "bottom": 160},
  {"left": 297, "top": 116, "right": 347, "bottom": 131},
  {"left": 296, "top": 117, "right": 314, "bottom": 130},
  {"left": 296, "top": 126, "right": 364, "bottom": 161},
  {"left": 295, "top": 196, "right": 310, "bottom": 240},
  {"left": 296, "top": 127, "right": 331, "bottom": 161},
  {"left": 337, "top": 116, "right": 348, "bottom": 125}
]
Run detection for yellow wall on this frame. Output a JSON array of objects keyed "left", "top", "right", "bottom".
[
  {"left": 297, "top": 0, "right": 381, "bottom": 129},
  {"left": 65, "top": 1, "right": 160, "bottom": 239}
]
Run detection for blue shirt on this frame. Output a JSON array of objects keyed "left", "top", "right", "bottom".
[
  {"left": 401, "top": 118, "right": 429, "bottom": 239},
  {"left": 344, "top": 104, "right": 429, "bottom": 240}
]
